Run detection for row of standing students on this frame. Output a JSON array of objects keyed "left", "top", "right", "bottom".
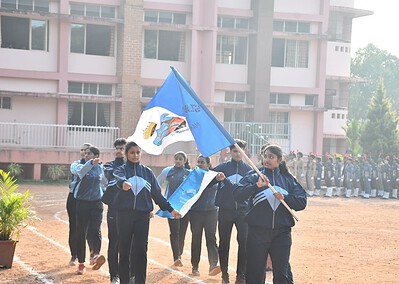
[{"left": 67, "top": 139, "right": 307, "bottom": 284}]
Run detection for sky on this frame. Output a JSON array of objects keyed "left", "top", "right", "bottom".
[{"left": 351, "top": 1, "right": 399, "bottom": 57}]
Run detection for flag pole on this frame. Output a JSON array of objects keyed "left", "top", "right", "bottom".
[{"left": 233, "top": 143, "right": 300, "bottom": 221}]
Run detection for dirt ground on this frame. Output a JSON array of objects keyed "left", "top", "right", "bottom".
[{"left": 1, "top": 183, "right": 398, "bottom": 284}]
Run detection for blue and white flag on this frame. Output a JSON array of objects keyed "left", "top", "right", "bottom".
[
  {"left": 128, "top": 67, "right": 235, "bottom": 157},
  {"left": 156, "top": 168, "right": 218, "bottom": 218}
]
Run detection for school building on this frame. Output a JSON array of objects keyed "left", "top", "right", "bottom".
[{"left": 0, "top": 0, "right": 372, "bottom": 180}]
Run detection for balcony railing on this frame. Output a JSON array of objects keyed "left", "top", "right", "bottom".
[
  {"left": 0, "top": 122, "right": 120, "bottom": 149},
  {"left": 223, "top": 122, "right": 291, "bottom": 156}
]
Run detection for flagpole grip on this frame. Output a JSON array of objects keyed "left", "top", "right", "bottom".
[{"left": 233, "top": 144, "right": 300, "bottom": 222}]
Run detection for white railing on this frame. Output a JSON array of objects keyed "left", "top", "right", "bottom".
[
  {"left": 223, "top": 122, "right": 291, "bottom": 155},
  {"left": 0, "top": 122, "right": 120, "bottom": 149}
]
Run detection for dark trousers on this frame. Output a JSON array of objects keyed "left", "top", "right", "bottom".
[
  {"left": 118, "top": 210, "right": 150, "bottom": 284},
  {"left": 246, "top": 226, "right": 293, "bottom": 284},
  {"left": 190, "top": 210, "right": 219, "bottom": 269},
  {"left": 218, "top": 209, "right": 247, "bottom": 277},
  {"left": 107, "top": 209, "right": 119, "bottom": 279},
  {"left": 168, "top": 214, "right": 189, "bottom": 261},
  {"left": 66, "top": 193, "right": 78, "bottom": 258},
  {"left": 76, "top": 200, "right": 103, "bottom": 264}
]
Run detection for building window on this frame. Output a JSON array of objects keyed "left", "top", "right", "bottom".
[
  {"left": 71, "top": 23, "right": 114, "bottom": 56},
  {"left": 331, "top": 113, "right": 335, "bottom": 119},
  {"left": 68, "top": 82, "right": 113, "bottom": 96},
  {"left": 225, "top": 91, "right": 247, "bottom": 103},
  {"left": 217, "top": 16, "right": 249, "bottom": 29},
  {"left": 142, "top": 87, "right": 158, "bottom": 98},
  {"left": 1, "top": 16, "right": 48, "bottom": 50},
  {"left": 269, "top": 111, "right": 289, "bottom": 137},
  {"left": 144, "top": 10, "right": 186, "bottom": 24},
  {"left": 305, "top": 95, "right": 315, "bottom": 106},
  {"left": 224, "top": 108, "right": 249, "bottom": 122},
  {"left": 144, "top": 30, "right": 185, "bottom": 61},
  {"left": 70, "top": 3, "right": 116, "bottom": 19},
  {"left": 273, "top": 20, "right": 310, "bottom": 33},
  {"left": 0, "top": 96, "right": 11, "bottom": 109},
  {"left": 68, "top": 102, "right": 110, "bottom": 126},
  {"left": 270, "top": 93, "right": 290, "bottom": 105},
  {"left": 216, "top": 35, "right": 248, "bottom": 64},
  {"left": 272, "top": 38, "right": 309, "bottom": 68},
  {"left": 0, "top": 0, "right": 49, "bottom": 12}
]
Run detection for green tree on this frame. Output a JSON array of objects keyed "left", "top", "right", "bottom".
[
  {"left": 360, "top": 80, "right": 399, "bottom": 157},
  {"left": 350, "top": 44, "right": 399, "bottom": 120},
  {"left": 342, "top": 119, "right": 363, "bottom": 156}
]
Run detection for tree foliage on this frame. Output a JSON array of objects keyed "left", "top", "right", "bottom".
[
  {"left": 342, "top": 119, "right": 363, "bottom": 156},
  {"left": 360, "top": 80, "right": 399, "bottom": 157},
  {"left": 350, "top": 44, "right": 399, "bottom": 120}
]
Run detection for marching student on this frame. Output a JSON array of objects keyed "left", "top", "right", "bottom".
[
  {"left": 324, "top": 157, "right": 334, "bottom": 197},
  {"left": 391, "top": 158, "right": 399, "bottom": 199},
  {"left": 213, "top": 140, "right": 252, "bottom": 284},
  {"left": 157, "top": 151, "right": 191, "bottom": 267},
  {"left": 189, "top": 155, "right": 222, "bottom": 277},
  {"left": 334, "top": 157, "right": 343, "bottom": 197},
  {"left": 74, "top": 146, "right": 107, "bottom": 275},
  {"left": 102, "top": 138, "right": 127, "bottom": 284},
  {"left": 113, "top": 141, "right": 181, "bottom": 284},
  {"left": 67, "top": 142, "right": 92, "bottom": 266},
  {"left": 343, "top": 158, "right": 354, "bottom": 198},
  {"left": 362, "top": 158, "right": 372, "bottom": 198},
  {"left": 314, "top": 156, "right": 323, "bottom": 196},
  {"left": 234, "top": 144, "right": 307, "bottom": 284},
  {"left": 295, "top": 152, "right": 305, "bottom": 187},
  {"left": 306, "top": 154, "right": 316, "bottom": 196},
  {"left": 352, "top": 159, "right": 361, "bottom": 197},
  {"left": 381, "top": 158, "right": 391, "bottom": 199}
]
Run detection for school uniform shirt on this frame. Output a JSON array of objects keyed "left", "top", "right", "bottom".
[
  {"left": 113, "top": 160, "right": 174, "bottom": 213},
  {"left": 157, "top": 166, "right": 190, "bottom": 199},
  {"left": 69, "top": 158, "right": 85, "bottom": 193},
  {"left": 213, "top": 159, "right": 252, "bottom": 210},
  {"left": 102, "top": 157, "right": 125, "bottom": 207},
  {"left": 234, "top": 167, "right": 307, "bottom": 229},
  {"left": 74, "top": 159, "right": 106, "bottom": 201}
]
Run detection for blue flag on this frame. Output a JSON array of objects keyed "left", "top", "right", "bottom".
[
  {"left": 156, "top": 168, "right": 218, "bottom": 218},
  {"left": 128, "top": 67, "right": 235, "bottom": 157}
]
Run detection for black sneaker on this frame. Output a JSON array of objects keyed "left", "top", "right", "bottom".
[
  {"left": 192, "top": 268, "right": 200, "bottom": 276},
  {"left": 222, "top": 274, "right": 230, "bottom": 284},
  {"left": 235, "top": 274, "right": 245, "bottom": 284}
]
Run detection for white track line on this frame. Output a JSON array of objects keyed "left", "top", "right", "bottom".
[
  {"left": 26, "top": 226, "right": 109, "bottom": 277},
  {"left": 14, "top": 255, "right": 55, "bottom": 284}
]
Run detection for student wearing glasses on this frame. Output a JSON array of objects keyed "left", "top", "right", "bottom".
[
  {"left": 234, "top": 144, "right": 307, "bottom": 283},
  {"left": 189, "top": 155, "right": 222, "bottom": 277}
]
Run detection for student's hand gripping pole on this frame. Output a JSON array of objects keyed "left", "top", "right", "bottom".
[{"left": 233, "top": 144, "right": 300, "bottom": 221}]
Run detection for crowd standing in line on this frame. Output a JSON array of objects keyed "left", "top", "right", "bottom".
[{"left": 285, "top": 152, "right": 399, "bottom": 200}]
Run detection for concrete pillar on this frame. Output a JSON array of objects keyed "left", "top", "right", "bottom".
[{"left": 33, "top": 163, "right": 41, "bottom": 181}]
